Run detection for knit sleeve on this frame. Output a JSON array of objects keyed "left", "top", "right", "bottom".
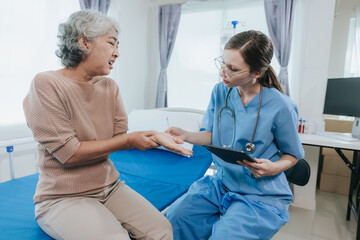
[
  {"left": 23, "top": 73, "right": 80, "bottom": 164},
  {"left": 112, "top": 81, "right": 128, "bottom": 136}
]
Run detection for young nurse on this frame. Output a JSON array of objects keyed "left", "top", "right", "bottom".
[{"left": 165, "top": 30, "right": 305, "bottom": 239}]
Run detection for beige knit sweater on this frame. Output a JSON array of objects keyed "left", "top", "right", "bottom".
[{"left": 23, "top": 71, "right": 128, "bottom": 203}]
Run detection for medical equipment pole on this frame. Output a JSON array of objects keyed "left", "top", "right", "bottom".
[{"left": 6, "top": 146, "right": 15, "bottom": 180}]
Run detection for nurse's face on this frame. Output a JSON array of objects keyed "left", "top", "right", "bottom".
[{"left": 220, "top": 49, "right": 259, "bottom": 88}]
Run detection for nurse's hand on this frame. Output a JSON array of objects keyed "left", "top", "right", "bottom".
[
  {"left": 237, "top": 158, "right": 277, "bottom": 178},
  {"left": 165, "top": 127, "right": 187, "bottom": 141},
  {"left": 151, "top": 132, "right": 193, "bottom": 157}
]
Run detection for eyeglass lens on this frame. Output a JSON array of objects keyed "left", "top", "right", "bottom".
[
  {"left": 215, "top": 57, "right": 232, "bottom": 78},
  {"left": 215, "top": 58, "right": 223, "bottom": 71}
]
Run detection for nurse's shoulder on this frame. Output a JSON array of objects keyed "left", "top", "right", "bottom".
[
  {"left": 264, "top": 87, "right": 299, "bottom": 128},
  {"left": 264, "top": 87, "right": 297, "bottom": 112}
]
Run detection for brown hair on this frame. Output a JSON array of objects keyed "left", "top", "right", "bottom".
[{"left": 225, "top": 30, "right": 283, "bottom": 93}]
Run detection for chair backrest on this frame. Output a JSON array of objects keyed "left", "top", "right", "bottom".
[{"left": 284, "top": 159, "right": 311, "bottom": 186}]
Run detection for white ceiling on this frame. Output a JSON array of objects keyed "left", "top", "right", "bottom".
[
  {"left": 150, "top": 0, "right": 188, "bottom": 6},
  {"left": 151, "top": 0, "right": 262, "bottom": 9}
]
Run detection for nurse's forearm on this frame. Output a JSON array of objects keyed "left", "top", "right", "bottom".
[
  {"left": 273, "top": 154, "right": 298, "bottom": 174},
  {"left": 184, "top": 131, "right": 212, "bottom": 146}
]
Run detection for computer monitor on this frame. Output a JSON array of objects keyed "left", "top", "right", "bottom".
[{"left": 323, "top": 77, "right": 360, "bottom": 138}]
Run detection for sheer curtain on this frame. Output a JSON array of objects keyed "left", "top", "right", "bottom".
[
  {"left": 0, "top": 0, "right": 79, "bottom": 140},
  {"left": 344, "top": 5, "right": 360, "bottom": 77},
  {"left": 155, "top": 4, "right": 181, "bottom": 108},
  {"left": 264, "top": 0, "right": 297, "bottom": 96},
  {"left": 79, "top": 0, "right": 111, "bottom": 14}
]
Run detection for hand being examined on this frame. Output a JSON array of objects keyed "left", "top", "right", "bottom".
[{"left": 150, "top": 132, "right": 193, "bottom": 157}]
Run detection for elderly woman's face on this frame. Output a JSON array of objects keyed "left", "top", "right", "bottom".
[{"left": 83, "top": 28, "right": 119, "bottom": 76}]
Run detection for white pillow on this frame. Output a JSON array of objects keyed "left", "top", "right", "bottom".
[{"left": 128, "top": 109, "right": 204, "bottom": 153}]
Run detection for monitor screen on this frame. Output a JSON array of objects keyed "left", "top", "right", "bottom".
[{"left": 323, "top": 77, "right": 360, "bottom": 117}]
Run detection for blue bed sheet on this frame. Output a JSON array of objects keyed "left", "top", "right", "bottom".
[
  {"left": 0, "top": 145, "right": 212, "bottom": 240},
  {"left": 0, "top": 173, "right": 51, "bottom": 240},
  {"left": 111, "top": 145, "right": 213, "bottom": 210}
]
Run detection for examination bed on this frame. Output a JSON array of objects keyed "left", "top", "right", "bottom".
[
  {"left": 0, "top": 109, "right": 213, "bottom": 239},
  {"left": 0, "top": 146, "right": 213, "bottom": 239}
]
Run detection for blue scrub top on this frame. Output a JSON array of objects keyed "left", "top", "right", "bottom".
[{"left": 203, "top": 82, "right": 305, "bottom": 203}]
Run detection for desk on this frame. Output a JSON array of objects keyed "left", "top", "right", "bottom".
[{"left": 297, "top": 133, "right": 360, "bottom": 239}]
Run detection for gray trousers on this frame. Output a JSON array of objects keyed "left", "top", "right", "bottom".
[{"left": 35, "top": 180, "right": 173, "bottom": 240}]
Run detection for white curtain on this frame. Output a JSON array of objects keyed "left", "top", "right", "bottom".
[
  {"left": 155, "top": 4, "right": 181, "bottom": 108},
  {"left": 79, "top": 0, "right": 111, "bottom": 14},
  {"left": 344, "top": 5, "right": 360, "bottom": 77},
  {"left": 264, "top": 0, "right": 297, "bottom": 96}
]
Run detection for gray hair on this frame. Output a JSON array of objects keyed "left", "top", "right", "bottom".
[{"left": 56, "top": 10, "right": 120, "bottom": 68}]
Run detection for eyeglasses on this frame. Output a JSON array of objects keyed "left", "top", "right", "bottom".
[{"left": 214, "top": 56, "right": 249, "bottom": 78}]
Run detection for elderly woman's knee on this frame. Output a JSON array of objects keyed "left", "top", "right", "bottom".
[{"left": 159, "top": 217, "right": 173, "bottom": 240}]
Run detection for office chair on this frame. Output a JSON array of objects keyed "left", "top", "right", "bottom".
[{"left": 284, "top": 159, "right": 311, "bottom": 186}]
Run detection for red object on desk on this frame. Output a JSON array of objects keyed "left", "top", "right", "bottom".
[{"left": 302, "top": 120, "right": 306, "bottom": 133}]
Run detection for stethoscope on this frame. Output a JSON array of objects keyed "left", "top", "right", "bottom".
[{"left": 218, "top": 86, "right": 263, "bottom": 153}]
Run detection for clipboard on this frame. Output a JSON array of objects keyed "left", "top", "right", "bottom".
[{"left": 202, "top": 144, "right": 255, "bottom": 164}]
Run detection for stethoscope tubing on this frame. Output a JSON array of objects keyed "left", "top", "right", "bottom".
[
  {"left": 218, "top": 86, "right": 263, "bottom": 153},
  {"left": 218, "top": 88, "right": 236, "bottom": 149}
]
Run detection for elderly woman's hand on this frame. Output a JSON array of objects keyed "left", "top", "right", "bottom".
[
  {"left": 127, "top": 131, "right": 160, "bottom": 150},
  {"left": 150, "top": 132, "right": 193, "bottom": 157}
]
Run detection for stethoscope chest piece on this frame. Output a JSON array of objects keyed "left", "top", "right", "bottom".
[{"left": 245, "top": 142, "right": 255, "bottom": 153}]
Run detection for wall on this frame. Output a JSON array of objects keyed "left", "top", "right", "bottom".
[
  {"left": 293, "top": 145, "right": 320, "bottom": 210},
  {"left": 291, "top": 0, "right": 336, "bottom": 123},
  {"left": 291, "top": 0, "right": 339, "bottom": 210},
  {"left": 108, "top": 0, "right": 160, "bottom": 113}
]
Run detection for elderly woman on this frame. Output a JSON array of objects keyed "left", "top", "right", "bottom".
[{"left": 23, "top": 10, "right": 189, "bottom": 240}]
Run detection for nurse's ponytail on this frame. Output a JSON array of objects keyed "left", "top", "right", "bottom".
[
  {"left": 261, "top": 66, "right": 283, "bottom": 93},
  {"left": 225, "top": 30, "right": 283, "bottom": 93}
]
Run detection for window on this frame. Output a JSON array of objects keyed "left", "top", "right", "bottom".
[
  {"left": 167, "top": 1, "right": 279, "bottom": 110},
  {"left": 345, "top": 18, "right": 360, "bottom": 77},
  {"left": 0, "top": 0, "right": 79, "bottom": 127}
]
